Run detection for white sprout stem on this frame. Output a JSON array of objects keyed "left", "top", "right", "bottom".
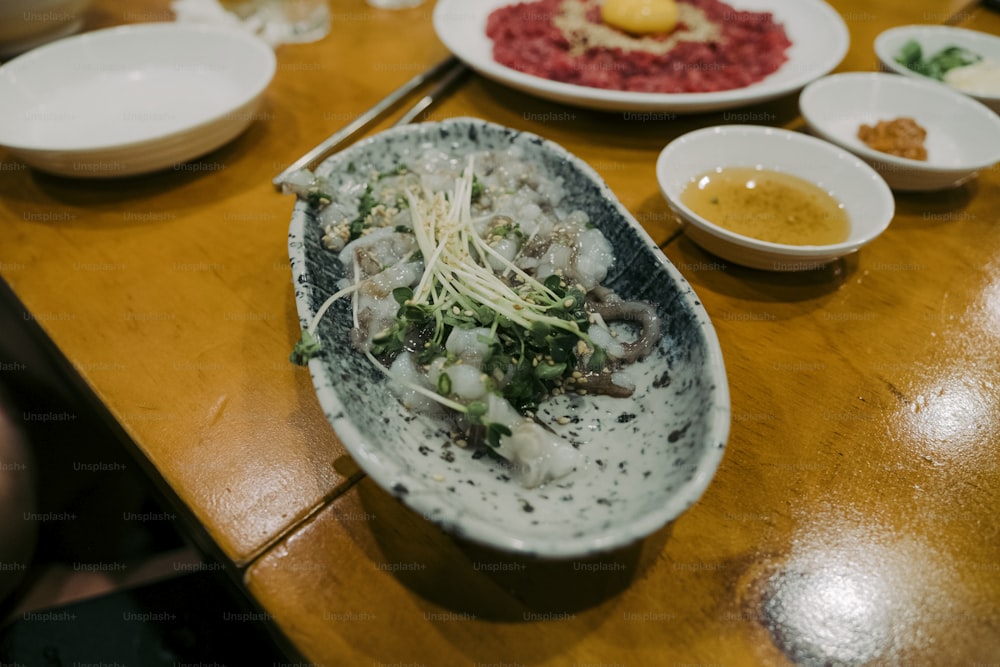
[
  {"left": 408, "top": 189, "right": 453, "bottom": 303},
  {"left": 464, "top": 220, "right": 559, "bottom": 302},
  {"left": 308, "top": 283, "right": 361, "bottom": 335},
  {"left": 394, "top": 156, "right": 596, "bottom": 344}
]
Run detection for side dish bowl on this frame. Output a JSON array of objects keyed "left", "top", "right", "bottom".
[
  {"left": 0, "top": 22, "right": 275, "bottom": 178},
  {"left": 656, "top": 125, "right": 894, "bottom": 271},
  {"left": 288, "top": 117, "right": 730, "bottom": 558},
  {"left": 800, "top": 72, "right": 1000, "bottom": 191},
  {"left": 875, "top": 24, "right": 1000, "bottom": 114}
]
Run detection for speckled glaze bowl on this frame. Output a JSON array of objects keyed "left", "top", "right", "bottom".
[{"left": 288, "top": 117, "right": 730, "bottom": 558}]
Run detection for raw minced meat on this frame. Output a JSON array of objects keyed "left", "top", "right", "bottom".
[{"left": 486, "top": 0, "right": 792, "bottom": 93}]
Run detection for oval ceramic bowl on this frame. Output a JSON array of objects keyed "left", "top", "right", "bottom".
[
  {"left": 800, "top": 72, "right": 1000, "bottom": 191},
  {"left": 288, "top": 118, "right": 730, "bottom": 559},
  {"left": 656, "top": 125, "right": 895, "bottom": 271},
  {"left": 0, "top": 22, "right": 275, "bottom": 178},
  {"left": 875, "top": 24, "right": 1000, "bottom": 113}
]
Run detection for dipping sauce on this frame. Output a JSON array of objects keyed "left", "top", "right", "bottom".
[{"left": 681, "top": 167, "right": 850, "bottom": 245}]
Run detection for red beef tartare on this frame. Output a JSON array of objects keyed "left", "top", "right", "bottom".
[{"left": 486, "top": 0, "right": 792, "bottom": 93}]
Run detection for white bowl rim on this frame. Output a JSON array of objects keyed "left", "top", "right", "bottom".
[
  {"left": 657, "top": 124, "right": 895, "bottom": 256},
  {"left": 800, "top": 71, "right": 1000, "bottom": 173},
  {"left": 874, "top": 24, "right": 1000, "bottom": 102},
  {"left": 0, "top": 22, "right": 276, "bottom": 153}
]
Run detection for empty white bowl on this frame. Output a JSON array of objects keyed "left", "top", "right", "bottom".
[
  {"left": 875, "top": 24, "right": 1000, "bottom": 114},
  {"left": 0, "top": 22, "right": 276, "bottom": 178},
  {"left": 800, "top": 72, "right": 1000, "bottom": 191},
  {"left": 656, "top": 125, "right": 894, "bottom": 271}
]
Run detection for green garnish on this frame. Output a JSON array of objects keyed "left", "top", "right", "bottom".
[
  {"left": 378, "top": 164, "right": 409, "bottom": 180},
  {"left": 486, "top": 423, "right": 512, "bottom": 449},
  {"left": 471, "top": 174, "right": 485, "bottom": 203},
  {"left": 289, "top": 329, "right": 323, "bottom": 366},
  {"left": 306, "top": 190, "right": 333, "bottom": 208},
  {"left": 348, "top": 183, "right": 377, "bottom": 241},
  {"left": 436, "top": 372, "right": 452, "bottom": 396},
  {"left": 894, "top": 39, "right": 982, "bottom": 81}
]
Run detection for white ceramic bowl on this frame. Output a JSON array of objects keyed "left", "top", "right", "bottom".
[
  {"left": 875, "top": 24, "right": 1000, "bottom": 114},
  {"left": 656, "top": 125, "right": 894, "bottom": 271},
  {"left": 0, "top": 0, "right": 91, "bottom": 58},
  {"left": 800, "top": 72, "right": 1000, "bottom": 191},
  {"left": 0, "top": 22, "right": 276, "bottom": 178}
]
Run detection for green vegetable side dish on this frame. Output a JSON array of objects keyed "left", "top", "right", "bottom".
[{"left": 894, "top": 39, "right": 982, "bottom": 81}]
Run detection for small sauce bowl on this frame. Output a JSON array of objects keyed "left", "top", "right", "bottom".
[{"left": 656, "top": 125, "right": 895, "bottom": 271}]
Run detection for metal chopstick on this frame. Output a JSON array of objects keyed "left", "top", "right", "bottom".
[
  {"left": 272, "top": 54, "right": 461, "bottom": 189},
  {"left": 391, "top": 60, "right": 468, "bottom": 127}
]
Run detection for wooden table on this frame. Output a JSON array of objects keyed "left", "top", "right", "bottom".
[{"left": 2, "top": 0, "right": 998, "bottom": 664}]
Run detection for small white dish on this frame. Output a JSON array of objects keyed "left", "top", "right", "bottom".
[
  {"left": 800, "top": 72, "right": 1000, "bottom": 191},
  {"left": 656, "top": 125, "right": 894, "bottom": 271},
  {"left": 0, "top": 22, "right": 276, "bottom": 178},
  {"left": 875, "top": 24, "right": 1000, "bottom": 114},
  {"left": 433, "top": 0, "right": 848, "bottom": 113}
]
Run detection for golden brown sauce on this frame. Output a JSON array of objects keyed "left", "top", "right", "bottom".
[{"left": 681, "top": 167, "right": 850, "bottom": 246}]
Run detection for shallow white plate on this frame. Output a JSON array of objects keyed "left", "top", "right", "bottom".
[
  {"left": 0, "top": 22, "right": 276, "bottom": 177},
  {"left": 875, "top": 24, "right": 1000, "bottom": 114},
  {"left": 800, "top": 72, "right": 1000, "bottom": 191},
  {"left": 657, "top": 125, "right": 895, "bottom": 270},
  {"left": 288, "top": 118, "right": 730, "bottom": 558},
  {"left": 433, "top": 0, "right": 848, "bottom": 113}
]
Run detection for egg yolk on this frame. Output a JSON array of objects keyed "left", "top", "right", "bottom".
[{"left": 601, "top": 0, "right": 679, "bottom": 35}]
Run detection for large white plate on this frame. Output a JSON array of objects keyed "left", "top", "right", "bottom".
[
  {"left": 0, "top": 22, "right": 275, "bottom": 178},
  {"left": 433, "top": 0, "right": 849, "bottom": 113}
]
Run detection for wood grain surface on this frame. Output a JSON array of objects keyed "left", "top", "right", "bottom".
[{"left": 1, "top": 0, "right": 997, "bottom": 664}]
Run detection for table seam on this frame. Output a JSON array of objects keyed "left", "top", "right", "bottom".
[{"left": 237, "top": 468, "right": 368, "bottom": 570}]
